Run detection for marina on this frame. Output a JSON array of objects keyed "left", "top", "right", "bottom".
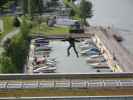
[{"left": 27, "top": 35, "right": 112, "bottom": 74}]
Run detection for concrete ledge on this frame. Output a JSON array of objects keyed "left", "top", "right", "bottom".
[
  {"left": 0, "top": 73, "right": 133, "bottom": 80},
  {"left": 0, "top": 96, "right": 133, "bottom": 100}
]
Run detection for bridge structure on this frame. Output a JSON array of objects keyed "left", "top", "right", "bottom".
[{"left": 0, "top": 73, "right": 133, "bottom": 89}]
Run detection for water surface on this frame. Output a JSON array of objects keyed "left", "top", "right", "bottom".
[{"left": 88, "top": 0, "right": 133, "bottom": 54}]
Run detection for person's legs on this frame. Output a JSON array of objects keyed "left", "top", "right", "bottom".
[
  {"left": 73, "top": 45, "right": 79, "bottom": 58},
  {"left": 67, "top": 45, "right": 72, "bottom": 56}
]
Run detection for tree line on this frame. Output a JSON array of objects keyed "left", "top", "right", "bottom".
[{"left": 65, "top": 0, "right": 93, "bottom": 26}]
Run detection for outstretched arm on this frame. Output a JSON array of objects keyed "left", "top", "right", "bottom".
[
  {"left": 74, "top": 39, "right": 80, "bottom": 42},
  {"left": 61, "top": 38, "right": 68, "bottom": 41}
]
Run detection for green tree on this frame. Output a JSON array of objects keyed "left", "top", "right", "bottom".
[
  {"left": 22, "top": 0, "right": 44, "bottom": 16},
  {"left": 69, "top": 8, "right": 76, "bottom": 18},
  {"left": 47, "top": 0, "right": 59, "bottom": 6},
  {"left": 64, "top": 0, "right": 79, "bottom": 18},
  {"left": 0, "top": 55, "right": 16, "bottom": 73},
  {"left": 22, "top": 0, "right": 28, "bottom": 14},
  {"left": 0, "top": 0, "right": 15, "bottom": 13},
  {"left": 0, "top": 0, "right": 8, "bottom": 7},
  {"left": 1, "top": 17, "right": 30, "bottom": 73},
  {"left": 79, "top": 0, "right": 93, "bottom": 25}
]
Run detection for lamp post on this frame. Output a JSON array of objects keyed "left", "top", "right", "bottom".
[{"left": 28, "top": 0, "right": 31, "bottom": 17}]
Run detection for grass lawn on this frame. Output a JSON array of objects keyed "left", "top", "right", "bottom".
[
  {"left": 0, "top": 16, "right": 14, "bottom": 39},
  {"left": 0, "top": 88, "right": 133, "bottom": 97},
  {"left": 72, "top": 15, "right": 81, "bottom": 20},
  {"left": 31, "top": 23, "right": 69, "bottom": 36}
]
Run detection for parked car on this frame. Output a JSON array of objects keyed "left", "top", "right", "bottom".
[{"left": 69, "top": 21, "right": 84, "bottom": 33}]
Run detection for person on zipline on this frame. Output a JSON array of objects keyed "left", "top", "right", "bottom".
[{"left": 63, "top": 35, "right": 79, "bottom": 58}]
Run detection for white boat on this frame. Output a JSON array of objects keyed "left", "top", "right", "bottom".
[
  {"left": 33, "top": 66, "right": 56, "bottom": 73},
  {"left": 35, "top": 46, "right": 52, "bottom": 51},
  {"left": 86, "top": 57, "right": 106, "bottom": 63},
  {"left": 93, "top": 65, "right": 110, "bottom": 69},
  {"left": 86, "top": 56, "right": 105, "bottom": 62},
  {"left": 89, "top": 55, "right": 104, "bottom": 59},
  {"left": 79, "top": 44, "right": 90, "bottom": 50},
  {"left": 80, "top": 50, "right": 100, "bottom": 56},
  {"left": 46, "top": 62, "right": 56, "bottom": 67},
  {"left": 47, "top": 57, "right": 57, "bottom": 62},
  {"left": 88, "top": 63, "right": 101, "bottom": 66},
  {"left": 88, "top": 62, "right": 108, "bottom": 67},
  {"left": 96, "top": 69, "right": 113, "bottom": 72},
  {"left": 79, "top": 39, "right": 92, "bottom": 46},
  {"left": 34, "top": 51, "right": 50, "bottom": 56}
]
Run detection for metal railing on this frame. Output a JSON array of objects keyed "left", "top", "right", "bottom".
[
  {"left": 0, "top": 73, "right": 133, "bottom": 89},
  {"left": 0, "top": 79, "right": 133, "bottom": 89}
]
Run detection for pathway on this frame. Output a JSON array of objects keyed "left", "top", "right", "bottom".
[{"left": 0, "top": 28, "right": 20, "bottom": 55}]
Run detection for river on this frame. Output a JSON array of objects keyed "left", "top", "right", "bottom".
[{"left": 87, "top": 0, "right": 133, "bottom": 54}]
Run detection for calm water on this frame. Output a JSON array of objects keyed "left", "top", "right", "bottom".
[{"left": 88, "top": 0, "right": 133, "bottom": 54}]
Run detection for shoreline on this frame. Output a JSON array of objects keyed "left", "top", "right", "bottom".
[{"left": 86, "top": 26, "right": 133, "bottom": 72}]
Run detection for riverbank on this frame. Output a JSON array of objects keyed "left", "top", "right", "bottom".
[{"left": 86, "top": 26, "right": 133, "bottom": 72}]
